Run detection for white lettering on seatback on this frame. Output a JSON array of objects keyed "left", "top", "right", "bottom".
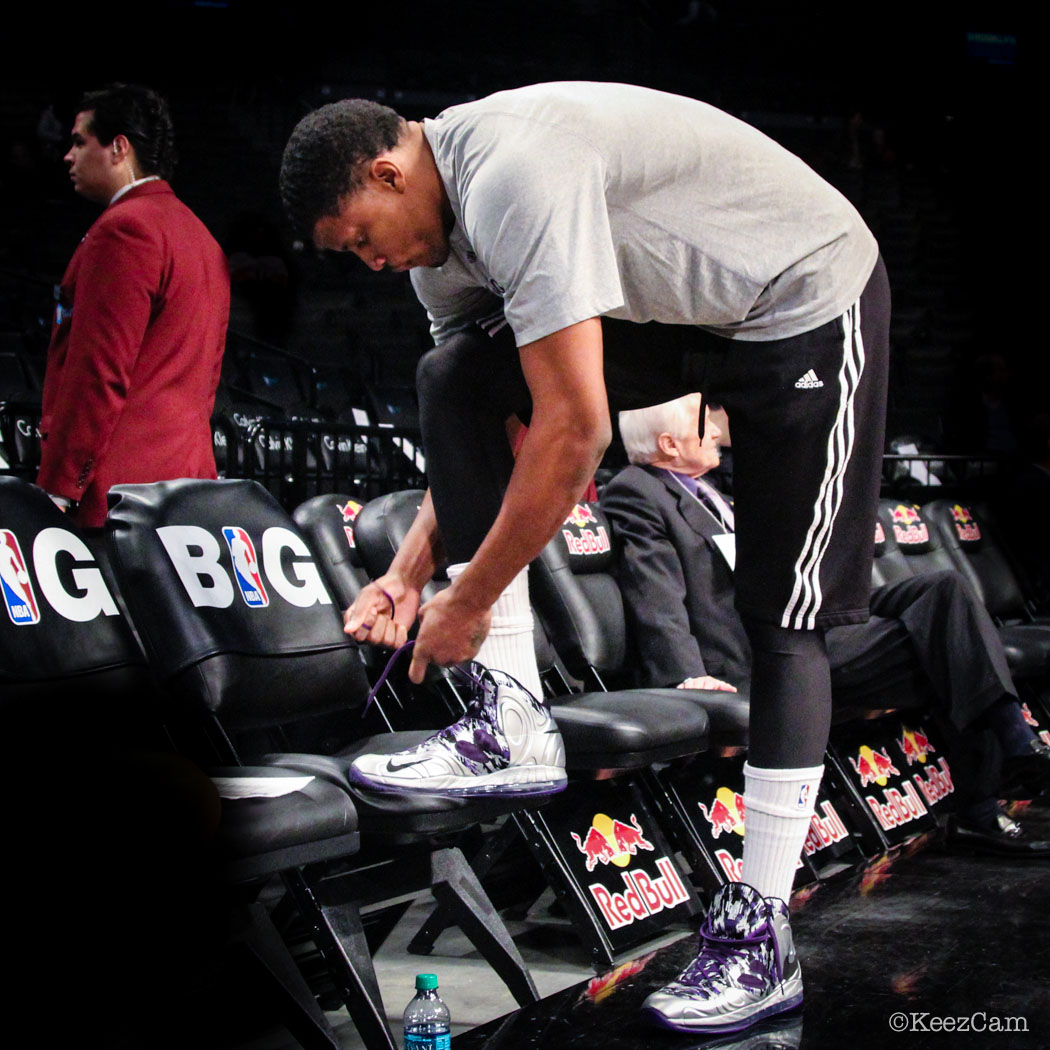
[
  {"left": 158, "top": 525, "right": 330, "bottom": 609},
  {"left": 157, "top": 526, "right": 235, "bottom": 608},
  {"left": 32, "top": 528, "right": 118, "bottom": 621},
  {"left": 261, "top": 527, "right": 331, "bottom": 607}
]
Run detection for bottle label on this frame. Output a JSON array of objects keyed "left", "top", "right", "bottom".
[{"left": 404, "top": 1033, "right": 450, "bottom": 1050}]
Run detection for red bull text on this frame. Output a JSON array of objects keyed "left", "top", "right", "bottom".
[{"left": 588, "top": 858, "right": 690, "bottom": 930}]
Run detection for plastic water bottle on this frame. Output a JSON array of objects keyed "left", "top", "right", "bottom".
[{"left": 402, "top": 973, "right": 451, "bottom": 1050}]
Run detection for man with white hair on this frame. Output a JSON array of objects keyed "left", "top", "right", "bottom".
[{"left": 603, "top": 393, "right": 1050, "bottom": 868}]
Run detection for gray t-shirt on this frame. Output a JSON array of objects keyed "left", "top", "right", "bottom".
[{"left": 412, "top": 82, "right": 878, "bottom": 347}]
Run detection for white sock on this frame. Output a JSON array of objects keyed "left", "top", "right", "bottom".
[
  {"left": 446, "top": 563, "right": 543, "bottom": 699},
  {"left": 740, "top": 761, "right": 824, "bottom": 904}
]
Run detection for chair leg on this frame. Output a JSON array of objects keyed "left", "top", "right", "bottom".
[
  {"left": 285, "top": 870, "right": 398, "bottom": 1050},
  {"left": 408, "top": 819, "right": 519, "bottom": 956},
  {"left": 239, "top": 901, "right": 344, "bottom": 1050},
  {"left": 428, "top": 846, "right": 540, "bottom": 1008}
]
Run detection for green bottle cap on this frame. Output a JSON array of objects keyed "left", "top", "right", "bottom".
[{"left": 415, "top": 973, "right": 438, "bottom": 991}]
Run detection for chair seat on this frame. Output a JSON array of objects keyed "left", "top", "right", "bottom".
[
  {"left": 998, "top": 625, "right": 1050, "bottom": 679},
  {"left": 211, "top": 765, "right": 360, "bottom": 880},
  {"left": 670, "top": 687, "right": 751, "bottom": 739},
  {"left": 551, "top": 690, "right": 709, "bottom": 767}
]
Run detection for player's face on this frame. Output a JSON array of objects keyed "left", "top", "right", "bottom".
[
  {"left": 678, "top": 404, "right": 723, "bottom": 477},
  {"left": 313, "top": 177, "right": 450, "bottom": 272},
  {"left": 64, "top": 111, "right": 119, "bottom": 203}
]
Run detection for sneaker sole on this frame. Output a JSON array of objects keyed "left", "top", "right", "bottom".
[
  {"left": 348, "top": 764, "right": 568, "bottom": 798},
  {"left": 643, "top": 986, "right": 803, "bottom": 1034}
]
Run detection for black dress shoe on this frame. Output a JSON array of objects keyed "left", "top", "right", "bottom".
[
  {"left": 998, "top": 740, "right": 1050, "bottom": 799},
  {"left": 946, "top": 813, "right": 1050, "bottom": 857}
]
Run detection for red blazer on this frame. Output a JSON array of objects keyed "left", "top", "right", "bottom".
[{"left": 37, "top": 180, "right": 230, "bottom": 527}]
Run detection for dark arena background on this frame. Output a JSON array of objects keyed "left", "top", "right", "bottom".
[{"left": 2, "top": 4, "right": 1045, "bottom": 1050}]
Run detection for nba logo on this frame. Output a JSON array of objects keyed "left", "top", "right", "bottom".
[
  {"left": 0, "top": 529, "right": 40, "bottom": 625},
  {"left": 222, "top": 526, "right": 269, "bottom": 608}
]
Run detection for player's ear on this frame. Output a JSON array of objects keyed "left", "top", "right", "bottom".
[{"left": 370, "top": 156, "right": 404, "bottom": 192}]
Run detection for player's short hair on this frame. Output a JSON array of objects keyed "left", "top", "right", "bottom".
[
  {"left": 79, "top": 83, "right": 177, "bottom": 180},
  {"left": 619, "top": 393, "right": 702, "bottom": 465},
  {"left": 280, "top": 99, "right": 405, "bottom": 239}
]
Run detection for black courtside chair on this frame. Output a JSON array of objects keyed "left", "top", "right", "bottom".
[
  {"left": 104, "top": 478, "right": 545, "bottom": 1020},
  {"left": 0, "top": 475, "right": 365, "bottom": 1050}
]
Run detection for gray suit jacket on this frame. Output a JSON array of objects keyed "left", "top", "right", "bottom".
[{"left": 601, "top": 464, "right": 750, "bottom": 687}]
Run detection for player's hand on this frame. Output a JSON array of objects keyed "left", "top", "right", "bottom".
[
  {"left": 408, "top": 586, "right": 492, "bottom": 684},
  {"left": 678, "top": 675, "right": 738, "bottom": 693},
  {"left": 343, "top": 574, "right": 420, "bottom": 650}
]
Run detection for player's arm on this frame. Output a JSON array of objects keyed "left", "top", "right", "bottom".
[{"left": 408, "top": 316, "right": 610, "bottom": 680}]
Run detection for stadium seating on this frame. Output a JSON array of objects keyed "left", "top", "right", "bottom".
[
  {"left": 103, "top": 477, "right": 548, "bottom": 1020},
  {"left": 0, "top": 475, "right": 375, "bottom": 1050},
  {"left": 344, "top": 488, "right": 712, "bottom": 966}
]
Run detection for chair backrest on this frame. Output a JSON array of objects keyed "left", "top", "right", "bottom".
[
  {"left": 351, "top": 489, "right": 567, "bottom": 689},
  {"left": 875, "top": 499, "right": 957, "bottom": 578},
  {"left": 353, "top": 489, "right": 447, "bottom": 603},
  {"left": 921, "top": 499, "right": 1030, "bottom": 622},
  {"left": 0, "top": 475, "right": 149, "bottom": 712},
  {"left": 871, "top": 511, "right": 914, "bottom": 589},
  {"left": 105, "top": 478, "right": 369, "bottom": 732},
  {"left": 292, "top": 492, "right": 371, "bottom": 610},
  {"left": 528, "top": 501, "right": 628, "bottom": 689}
]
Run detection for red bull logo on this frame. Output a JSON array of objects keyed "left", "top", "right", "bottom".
[
  {"left": 950, "top": 503, "right": 981, "bottom": 542},
  {"left": 850, "top": 745, "right": 900, "bottom": 788},
  {"left": 697, "top": 787, "right": 746, "bottom": 839},
  {"left": 571, "top": 812, "right": 655, "bottom": 871},
  {"left": 565, "top": 504, "right": 598, "bottom": 528},
  {"left": 562, "top": 505, "right": 610, "bottom": 556},
  {"left": 890, "top": 505, "right": 929, "bottom": 545},
  {"left": 898, "top": 726, "right": 936, "bottom": 766},
  {"left": 0, "top": 529, "right": 39, "bottom": 626},
  {"left": 874, "top": 521, "right": 886, "bottom": 545},
  {"left": 802, "top": 801, "right": 850, "bottom": 856},
  {"left": 338, "top": 499, "right": 363, "bottom": 549},
  {"left": 222, "top": 527, "right": 269, "bottom": 608},
  {"left": 587, "top": 857, "right": 691, "bottom": 930}
]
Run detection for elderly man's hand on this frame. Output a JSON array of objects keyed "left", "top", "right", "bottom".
[
  {"left": 678, "top": 675, "right": 738, "bottom": 692},
  {"left": 408, "top": 586, "right": 492, "bottom": 683}
]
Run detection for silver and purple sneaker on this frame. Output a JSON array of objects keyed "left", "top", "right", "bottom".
[
  {"left": 349, "top": 663, "right": 566, "bottom": 797},
  {"left": 643, "top": 881, "right": 803, "bottom": 1034}
]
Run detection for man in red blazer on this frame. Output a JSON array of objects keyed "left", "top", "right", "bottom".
[{"left": 37, "top": 83, "right": 229, "bottom": 528}]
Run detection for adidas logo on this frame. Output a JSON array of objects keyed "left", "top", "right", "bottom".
[{"left": 794, "top": 369, "right": 824, "bottom": 389}]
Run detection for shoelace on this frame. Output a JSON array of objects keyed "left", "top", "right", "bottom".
[
  {"left": 360, "top": 644, "right": 495, "bottom": 720},
  {"left": 361, "top": 640, "right": 415, "bottom": 718},
  {"left": 679, "top": 920, "right": 781, "bottom": 996}
]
